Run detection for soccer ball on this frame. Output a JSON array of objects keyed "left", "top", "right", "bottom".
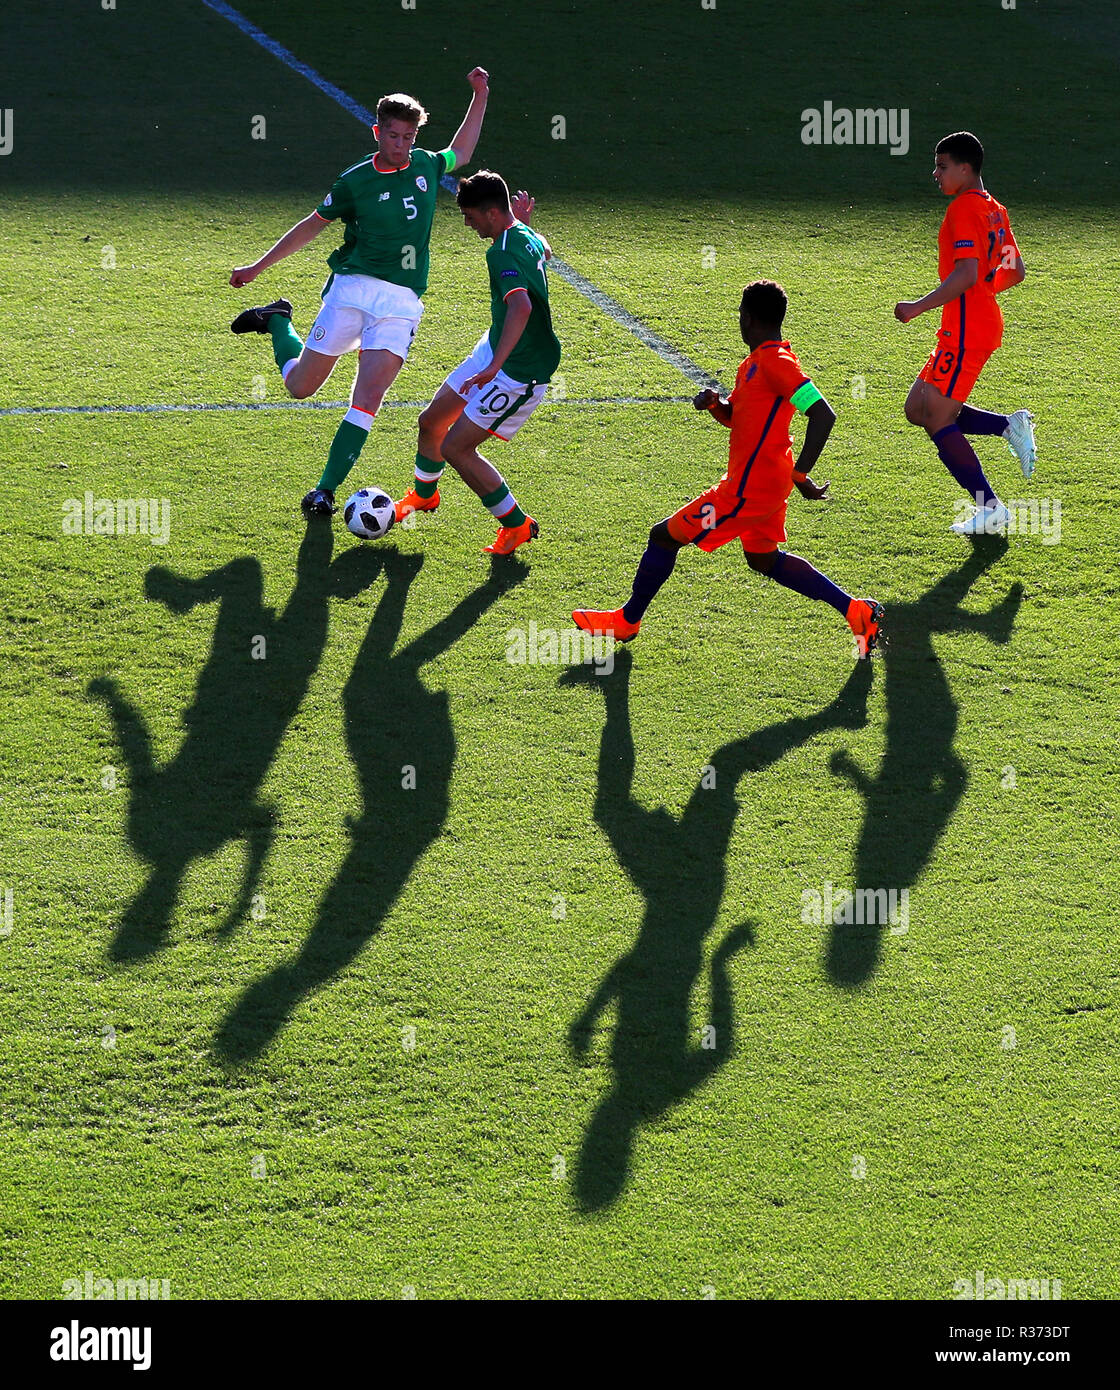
[{"left": 343, "top": 487, "right": 395, "bottom": 541}]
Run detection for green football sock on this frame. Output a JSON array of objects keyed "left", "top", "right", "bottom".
[
  {"left": 413, "top": 451, "right": 444, "bottom": 499},
  {"left": 317, "top": 409, "right": 373, "bottom": 492},
  {"left": 269, "top": 314, "right": 303, "bottom": 372},
  {"left": 481, "top": 480, "right": 527, "bottom": 528}
]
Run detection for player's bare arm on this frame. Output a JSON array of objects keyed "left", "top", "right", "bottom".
[
  {"left": 448, "top": 67, "right": 489, "bottom": 167},
  {"left": 693, "top": 388, "right": 732, "bottom": 425},
  {"left": 230, "top": 212, "right": 328, "bottom": 288},
  {"left": 894, "top": 256, "right": 978, "bottom": 323},
  {"left": 460, "top": 289, "right": 532, "bottom": 390},
  {"left": 792, "top": 398, "right": 835, "bottom": 498}
]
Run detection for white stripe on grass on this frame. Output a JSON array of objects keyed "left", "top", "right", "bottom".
[
  {"left": 544, "top": 257, "right": 719, "bottom": 389},
  {"left": 201, "top": 0, "right": 720, "bottom": 392},
  {"left": 201, "top": 0, "right": 377, "bottom": 123}
]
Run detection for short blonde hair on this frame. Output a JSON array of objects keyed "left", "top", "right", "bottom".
[{"left": 376, "top": 93, "right": 428, "bottom": 129}]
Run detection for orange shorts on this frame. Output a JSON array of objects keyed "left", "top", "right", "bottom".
[
  {"left": 666, "top": 483, "right": 788, "bottom": 554},
  {"left": 918, "top": 328, "right": 995, "bottom": 403}
]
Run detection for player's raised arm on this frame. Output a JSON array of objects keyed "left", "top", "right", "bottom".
[
  {"left": 230, "top": 212, "right": 328, "bottom": 288},
  {"left": 510, "top": 190, "right": 552, "bottom": 258},
  {"left": 447, "top": 67, "right": 489, "bottom": 169},
  {"left": 894, "top": 256, "right": 978, "bottom": 323}
]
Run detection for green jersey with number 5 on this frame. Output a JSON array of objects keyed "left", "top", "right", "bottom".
[
  {"left": 486, "top": 222, "right": 562, "bottom": 385},
  {"left": 314, "top": 149, "right": 453, "bottom": 296}
]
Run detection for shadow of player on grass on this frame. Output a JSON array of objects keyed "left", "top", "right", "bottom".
[
  {"left": 560, "top": 649, "right": 872, "bottom": 1212},
  {"left": 88, "top": 524, "right": 382, "bottom": 963},
  {"left": 826, "top": 536, "right": 1023, "bottom": 987},
  {"left": 214, "top": 549, "right": 529, "bottom": 1065}
]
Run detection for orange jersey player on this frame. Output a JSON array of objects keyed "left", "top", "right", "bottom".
[
  {"left": 895, "top": 131, "right": 1037, "bottom": 536},
  {"left": 573, "top": 280, "right": 883, "bottom": 658}
]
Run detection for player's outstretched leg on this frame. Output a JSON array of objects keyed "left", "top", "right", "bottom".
[
  {"left": 230, "top": 299, "right": 349, "bottom": 516},
  {"left": 748, "top": 548, "right": 884, "bottom": 659},
  {"left": 955, "top": 403, "right": 1037, "bottom": 479},
  {"left": 395, "top": 385, "right": 466, "bottom": 522},
  {"left": 573, "top": 520, "right": 683, "bottom": 643},
  {"left": 440, "top": 416, "right": 537, "bottom": 555},
  {"left": 230, "top": 297, "right": 307, "bottom": 391},
  {"left": 230, "top": 299, "right": 294, "bottom": 337}
]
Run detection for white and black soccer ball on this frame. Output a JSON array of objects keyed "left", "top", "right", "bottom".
[{"left": 343, "top": 487, "right": 395, "bottom": 541}]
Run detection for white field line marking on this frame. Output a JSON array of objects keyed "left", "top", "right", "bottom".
[
  {"left": 542, "top": 259, "right": 719, "bottom": 389},
  {"left": 0, "top": 396, "right": 692, "bottom": 419},
  {"left": 201, "top": 0, "right": 378, "bottom": 124},
  {"left": 200, "top": 0, "right": 721, "bottom": 391}
]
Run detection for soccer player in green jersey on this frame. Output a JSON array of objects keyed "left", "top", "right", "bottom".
[
  {"left": 394, "top": 171, "right": 561, "bottom": 555},
  {"left": 228, "top": 69, "right": 489, "bottom": 517}
]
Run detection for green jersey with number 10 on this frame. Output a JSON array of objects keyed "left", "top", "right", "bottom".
[
  {"left": 314, "top": 149, "right": 453, "bottom": 296},
  {"left": 485, "top": 222, "right": 562, "bottom": 385}
]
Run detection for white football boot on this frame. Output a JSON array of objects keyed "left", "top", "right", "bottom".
[
  {"left": 950, "top": 500, "right": 1011, "bottom": 536},
  {"left": 1003, "top": 409, "right": 1037, "bottom": 479}
]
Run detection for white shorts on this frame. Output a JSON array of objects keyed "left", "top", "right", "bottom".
[
  {"left": 306, "top": 273, "right": 423, "bottom": 360},
  {"left": 445, "top": 335, "right": 549, "bottom": 441}
]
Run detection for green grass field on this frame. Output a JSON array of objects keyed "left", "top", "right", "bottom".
[{"left": 1, "top": 0, "right": 1117, "bottom": 1300}]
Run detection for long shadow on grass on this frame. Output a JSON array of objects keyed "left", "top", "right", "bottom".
[
  {"left": 561, "top": 650, "right": 872, "bottom": 1212},
  {"left": 214, "top": 550, "right": 528, "bottom": 1064},
  {"left": 827, "top": 537, "right": 1023, "bottom": 986},
  {"left": 89, "top": 524, "right": 381, "bottom": 962}
]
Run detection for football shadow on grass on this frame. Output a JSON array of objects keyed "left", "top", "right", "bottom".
[
  {"left": 213, "top": 550, "right": 529, "bottom": 1066},
  {"left": 560, "top": 649, "right": 873, "bottom": 1213},
  {"left": 826, "top": 536, "right": 1023, "bottom": 987},
  {"left": 89, "top": 522, "right": 383, "bottom": 964}
]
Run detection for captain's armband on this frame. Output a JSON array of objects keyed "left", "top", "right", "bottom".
[{"left": 790, "top": 381, "right": 825, "bottom": 414}]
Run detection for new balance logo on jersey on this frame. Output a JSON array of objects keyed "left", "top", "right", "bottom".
[{"left": 379, "top": 191, "right": 390, "bottom": 201}]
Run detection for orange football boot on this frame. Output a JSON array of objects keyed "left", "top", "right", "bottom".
[
  {"left": 394, "top": 488, "right": 440, "bottom": 523},
  {"left": 484, "top": 516, "right": 539, "bottom": 555},
  {"left": 847, "top": 598, "right": 885, "bottom": 659},
  {"left": 571, "top": 608, "right": 641, "bottom": 643}
]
